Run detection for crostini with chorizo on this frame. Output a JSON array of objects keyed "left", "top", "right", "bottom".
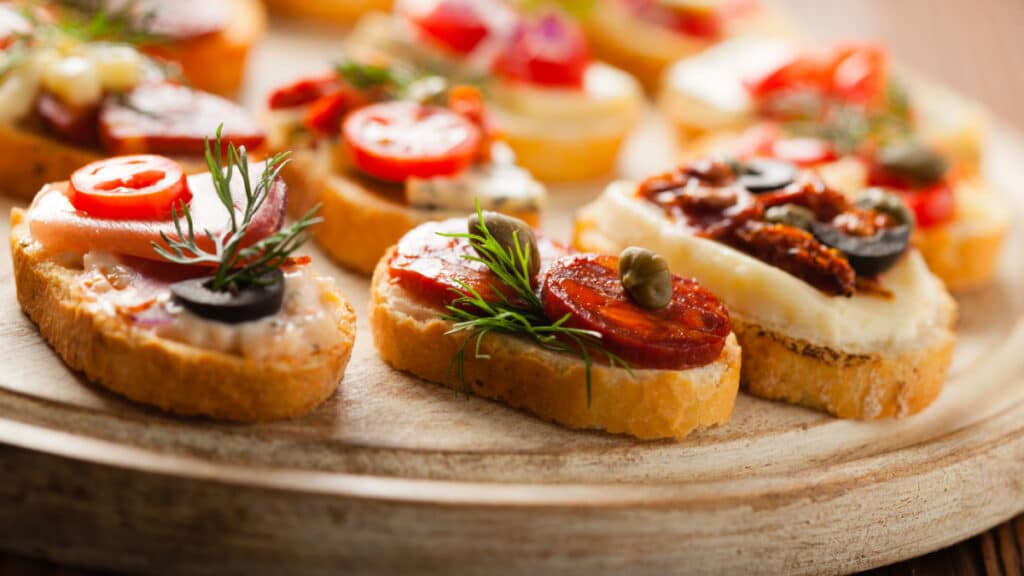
[
  {"left": 0, "top": 4, "right": 266, "bottom": 200},
  {"left": 10, "top": 131, "right": 355, "bottom": 422},
  {"left": 264, "top": 60, "right": 547, "bottom": 274},
  {"left": 347, "top": 0, "right": 644, "bottom": 182},
  {"left": 575, "top": 158, "right": 957, "bottom": 419},
  {"left": 371, "top": 209, "right": 741, "bottom": 441}
]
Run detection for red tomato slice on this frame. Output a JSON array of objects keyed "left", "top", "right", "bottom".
[
  {"left": 898, "top": 183, "right": 955, "bottom": 229},
  {"left": 404, "top": 0, "right": 505, "bottom": 54},
  {"left": 342, "top": 101, "right": 482, "bottom": 182},
  {"left": 69, "top": 155, "right": 192, "bottom": 220},
  {"left": 267, "top": 74, "right": 342, "bottom": 109},
  {"left": 493, "top": 12, "right": 590, "bottom": 88},
  {"left": 827, "top": 43, "right": 888, "bottom": 105},
  {"left": 621, "top": 0, "right": 724, "bottom": 39},
  {"left": 303, "top": 90, "right": 357, "bottom": 136},
  {"left": 744, "top": 53, "right": 828, "bottom": 98}
]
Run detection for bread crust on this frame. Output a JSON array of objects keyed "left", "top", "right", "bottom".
[
  {"left": 370, "top": 248, "right": 742, "bottom": 441},
  {"left": 0, "top": 122, "right": 101, "bottom": 201},
  {"left": 143, "top": 0, "right": 266, "bottom": 96},
  {"left": 282, "top": 149, "right": 539, "bottom": 275},
  {"left": 572, "top": 213, "right": 957, "bottom": 419},
  {"left": 262, "top": 0, "right": 392, "bottom": 25},
  {"left": 9, "top": 209, "right": 356, "bottom": 422}
]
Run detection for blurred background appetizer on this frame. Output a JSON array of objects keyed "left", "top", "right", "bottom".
[
  {"left": 0, "top": 3, "right": 266, "bottom": 200},
  {"left": 371, "top": 210, "right": 741, "bottom": 440},
  {"left": 347, "top": 0, "right": 644, "bottom": 182},
  {"left": 10, "top": 131, "right": 355, "bottom": 421},
  {"left": 262, "top": 0, "right": 392, "bottom": 26},
  {"left": 582, "top": 0, "right": 793, "bottom": 92},
  {"left": 264, "top": 59, "right": 546, "bottom": 273},
  {"left": 575, "top": 158, "right": 956, "bottom": 419},
  {"left": 53, "top": 0, "right": 266, "bottom": 95}
]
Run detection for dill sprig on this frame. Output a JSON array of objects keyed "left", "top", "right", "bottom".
[
  {"left": 50, "top": 0, "right": 165, "bottom": 45},
  {"left": 438, "top": 204, "right": 631, "bottom": 405},
  {"left": 152, "top": 125, "right": 321, "bottom": 291}
]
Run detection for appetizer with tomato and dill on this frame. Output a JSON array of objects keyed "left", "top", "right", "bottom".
[
  {"left": 576, "top": 158, "right": 957, "bottom": 419},
  {"left": 581, "top": 0, "right": 793, "bottom": 92},
  {"left": 264, "top": 59, "right": 547, "bottom": 274},
  {"left": 9, "top": 130, "right": 356, "bottom": 422},
  {"left": 673, "top": 41, "right": 1008, "bottom": 290},
  {"left": 52, "top": 0, "right": 266, "bottom": 95},
  {"left": 347, "top": 0, "right": 643, "bottom": 182},
  {"left": 0, "top": 3, "right": 266, "bottom": 200},
  {"left": 370, "top": 207, "right": 741, "bottom": 441}
]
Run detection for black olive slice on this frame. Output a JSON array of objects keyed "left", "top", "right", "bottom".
[
  {"left": 736, "top": 159, "right": 798, "bottom": 193},
  {"left": 810, "top": 221, "right": 911, "bottom": 277},
  {"left": 170, "top": 270, "right": 285, "bottom": 324}
]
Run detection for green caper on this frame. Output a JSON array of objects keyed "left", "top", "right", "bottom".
[
  {"left": 763, "top": 203, "right": 816, "bottom": 231},
  {"left": 618, "top": 247, "right": 672, "bottom": 310},
  {"left": 856, "top": 187, "right": 915, "bottom": 226},
  {"left": 468, "top": 211, "right": 540, "bottom": 279},
  {"left": 878, "top": 141, "right": 948, "bottom": 186}
]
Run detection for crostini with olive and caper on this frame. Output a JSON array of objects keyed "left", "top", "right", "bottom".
[
  {"left": 264, "top": 59, "right": 547, "bottom": 275},
  {"left": 575, "top": 158, "right": 957, "bottom": 420},
  {"left": 370, "top": 209, "right": 741, "bottom": 441},
  {"left": 9, "top": 132, "right": 356, "bottom": 422}
]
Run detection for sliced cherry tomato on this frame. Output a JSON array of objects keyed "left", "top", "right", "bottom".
[
  {"left": 541, "top": 253, "right": 731, "bottom": 370},
  {"left": 827, "top": 43, "right": 888, "bottom": 105},
  {"left": 621, "top": 0, "right": 724, "bottom": 39},
  {"left": 897, "top": 183, "right": 956, "bottom": 229},
  {"left": 770, "top": 137, "right": 838, "bottom": 167},
  {"left": 267, "top": 73, "right": 342, "bottom": 110},
  {"left": 303, "top": 90, "right": 355, "bottom": 136},
  {"left": 744, "top": 53, "right": 827, "bottom": 98},
  {"left": 493, "top": 13, "right": 590, "bottom": 88},
  {"left": 342, "top": 101, "right": 482, "bottom": 182},
  {"left": 404, "top": 0, "right": 503, "bottom": 54},
  {"left": 69, "top": 155, "right": 191, "bottom": 220}
]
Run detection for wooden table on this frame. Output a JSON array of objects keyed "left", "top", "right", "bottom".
[{"left": 3, "top": 1, "right": 1022, "bottom": 574}]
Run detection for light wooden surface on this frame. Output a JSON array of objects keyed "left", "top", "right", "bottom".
[{"left": 2, "top": 3, "right": 1024, "bottom": 575}]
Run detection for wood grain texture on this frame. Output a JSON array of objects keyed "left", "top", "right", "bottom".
[{"left": 1, "top": 3, "right": 1023, "bottom": 575}]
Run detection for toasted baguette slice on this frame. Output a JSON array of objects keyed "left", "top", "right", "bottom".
[
  {"left": 370, "top": 248, "right": 742, "bottom": 440},
  {"left": 9, "top": 208, "right": 356, "bottom": 422},
  {"left": 143, "top": 0, "right": 266, "bottom": 96},
  {"left": 584, "top": 3, "right": 794, "bottom": 93},
  {"left": 684, "top": 131, "right": 1010, "bottom": 291},
  {"left": 262, "top": 0, "right": 392, "bottom": 25},
  {"left": 574, "top": 196, "right": 957, "bottom": 419},
  {"left": 282, "top": 148, "right": 540, "bottom": 275}
]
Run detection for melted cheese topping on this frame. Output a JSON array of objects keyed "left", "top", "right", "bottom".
[
  {"left": 77, "top": 253, "right": 342, "bottom": 362},
  {"left": 660, "top": 36, "right": 796, "bottom": 131},
  {"left": 583, "top": 182, "right": 953, "bottom": 350}
]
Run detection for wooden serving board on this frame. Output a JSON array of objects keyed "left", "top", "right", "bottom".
[{"left": 1, "top": 23, "right": 1024, "bottom": 576}]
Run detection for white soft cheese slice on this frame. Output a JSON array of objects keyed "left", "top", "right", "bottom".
[{"left": 585, "top": 181, "right": 951, "bottom": 350}]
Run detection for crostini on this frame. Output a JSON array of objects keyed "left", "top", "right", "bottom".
[
  {"left": 0, "top": 4, "right": 266, "bottom": 200},
  {"left": 55, "top": 0, "right": 266, "bottom": 96},
  {"left": 264, "top": 60, "right": 547, "bottom": 274},
  {"left": 582, "top": 0, "right": 793, "bottom": 92},
  {"left": 660, "top": 40, "right": 988, "bottom": 172},
  {"left": 371, "top": 210, "right": 741, "bottom": 440},
  {"left": 10, "top": 131, "right": 355, "bottom": 422},
  {"left": 262, "top": 0, "right": 392, "bottom": 26},
  {"left": 347, "top": 0, "right": 643, "bottom": 182},
  {"left": 575, "top": 159, "right": 957, "bottom": 419},
  {"left": 691, "top": 126, "right": 1009, "bottom": 291}
]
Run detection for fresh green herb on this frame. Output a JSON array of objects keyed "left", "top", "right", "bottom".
[
  {"left": 152, "top": 125, "right": 322, "bottom": 291},
  {"left": 520, "top": 0, "right": 595, "bottom": 17},
  {"left": 438, "top": 203, "right": 631, "bottom": 405},
  {"left": 336, "top": 60, "right": 409, "bottom": 92},
  {"left": 50, "top": 0, "right": 165, "bottom": 45},
  {"left": 779, "top": 89, "right": 914, "bottom": 155}
]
